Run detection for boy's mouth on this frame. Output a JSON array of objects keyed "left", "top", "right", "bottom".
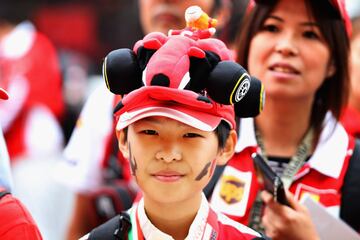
[{"left": 152, "top": 170, "right": 185, "bottom": 182}]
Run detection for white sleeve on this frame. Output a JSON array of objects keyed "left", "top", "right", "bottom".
[
  {"left": 0, "top": 128, "right": 13, "bottom": 191},
  {"left": 54, "top": 84, "right": 115, "bottom": 193},
  {"left": 0, "top": 75, "right": 29, "bottom": 132}
]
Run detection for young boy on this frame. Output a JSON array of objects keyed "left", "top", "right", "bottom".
[
  {"left": 81, "top": 23, "right": 266, "bottom": 238},
  {"left": 82, "top": 87, "right": 264, "bottom": 240}
]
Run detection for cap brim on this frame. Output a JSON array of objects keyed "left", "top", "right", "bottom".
[
  {"left": 116, "top": 105, "right": 222, "bottom": 132},
  {"left": 0, "top": 88, "right": 9, "bottom": 100},
  {"left": 114, "top": 86, "right": 235, "bottom": 131}
]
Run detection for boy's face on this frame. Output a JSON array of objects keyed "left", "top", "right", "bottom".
[{"left": 118, "top": 116, "right": 233, "bottom": 204}]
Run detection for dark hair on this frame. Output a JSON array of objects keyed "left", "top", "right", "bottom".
[
  {"left": 214, "top": 120, "right": 231, "bottom": 149},
  {"left": 0, "top": 2, "right": 33, "bottom": 25},
  {"left": 236, "top": 0, "right": 350, "bottom": 140},
  {"left": 216, "top": 0, "right": 250, "bottom": 46},
  {"left": 122, "top": 120, "right": 231, "bottom": 149}
]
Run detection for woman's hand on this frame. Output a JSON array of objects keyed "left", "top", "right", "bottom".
[{"left": 261, "top": 190, "right": 320, "bottom": 240}]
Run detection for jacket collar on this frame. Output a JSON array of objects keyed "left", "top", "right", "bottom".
[
  {"left": 137, "top": 193, "right": 210, "bottom": 240},
  {"left": 235, "top": 114, "right": 349, "bottom": 179}
]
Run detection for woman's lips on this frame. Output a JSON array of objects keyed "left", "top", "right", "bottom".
[{"left": 269, "top": 63, "right": 300, "bottom": 75}]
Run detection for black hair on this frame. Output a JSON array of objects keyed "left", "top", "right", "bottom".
[
  {"left": 216, "top": 0, "right": 250, "bottom": 46},
  {"left": 214, "top": 120, "right": 231, "bottom": 149},
  {"left": 0, "top": 1, "right": 34, "bottom": 25},
  {"left": 236, "top": 0, "right": 350, "bottom": 141}
]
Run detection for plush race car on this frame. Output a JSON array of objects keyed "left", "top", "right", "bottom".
[{"left": 102, "top": 6, "right": 264, "bottom": 118}]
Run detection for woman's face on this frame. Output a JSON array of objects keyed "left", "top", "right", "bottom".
[{"left": 247, "top": 0, "right": 334, "bottom": 102}]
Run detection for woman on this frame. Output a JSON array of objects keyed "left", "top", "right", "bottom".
[{"left": 208, "top": 0, "right": 360, "bottom": 239}]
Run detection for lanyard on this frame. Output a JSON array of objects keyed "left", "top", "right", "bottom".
[
  {"left": 249, "top": 127, "right": 313, "bottom": 232},
  {"left": 127, "top": 206, "right": 144, "bottom": 240},
  {"left": 255, "top": 127, "right": 313, "bottom": 189}
]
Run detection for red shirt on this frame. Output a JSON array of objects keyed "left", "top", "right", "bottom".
[
  {"left": 210, "top": 117, "right": 354, "bottom": 225},
  {"left": 0, "top": 188, "right": 42, "bottom": 239}
]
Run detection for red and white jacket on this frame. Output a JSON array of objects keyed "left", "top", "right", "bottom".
[
  {"left": 81, "top": 194, "right": 264, "bottom": 240},
  {"left": 210, "top": 115, "right": 355, "bottom": 225},
  {"left": 0, "top": 21, "right": 64, "bottom": 160}
]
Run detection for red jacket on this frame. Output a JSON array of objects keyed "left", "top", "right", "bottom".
[
  {"left": 0, "top": 188, "right": 42, "bottom": 239},
  {"left": 341, "top": 106, "right": 360, "bottom": 138},
  {"left": 210, "top": 117, "right": 355, "bottom": 225},
  {"left": 1, "top": 23, "right": 63, "bottom": 159}
]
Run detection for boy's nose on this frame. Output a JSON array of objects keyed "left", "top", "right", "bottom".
[{"left": 155, "top": 149, "right": 182, "bottom": 163}]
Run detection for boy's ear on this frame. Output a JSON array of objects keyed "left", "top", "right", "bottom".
[
  {"left": 216, "top": 130, "right": 237, "bottom": 165},
  {"left": 117, "top": 129, "right": 129, "bottom": 159}
]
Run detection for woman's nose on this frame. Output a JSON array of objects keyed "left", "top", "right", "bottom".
[{"left": 274, "top": 34, "right": 299, "bottom": 57}]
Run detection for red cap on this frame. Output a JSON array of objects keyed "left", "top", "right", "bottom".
[
  {"left": 111, "top": 30, "right": 236, "bottom": 132},
  {"left": 251, "top": 0, "right": 352, "bottom": 37},
  {"left": 0, "top": 88, "right": 9, "bottom": 100},
  {"left": 115, "top": 86, "right": 235, "bottom": 132}
]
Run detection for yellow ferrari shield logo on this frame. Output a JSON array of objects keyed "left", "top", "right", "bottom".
[{"left": 219, "top": 175, "right": 245, "bottom": 204}]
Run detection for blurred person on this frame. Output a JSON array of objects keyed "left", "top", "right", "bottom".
[
  {"left": 0, "top": 127, "right": 12, "bottom": 191},
  {"left": 0, "top": 188, "right": 43, "bottom": 240},
  {"left": 0, "top": 1, "right": 64, "bottom": 160},
  {"left": 341, "top": 16, "right": 360, "bottom": 138},
  {"left": 57, "top": 1, "right": 234, "bottom": 239},
  {"left": 0, "top": 87, "right": 12, "bottom": 192},
  {"left": 205, "top": 0, "right": 360, "bottom": 239},
  {"left": 0, "top": 2, "right": 68, "bottom": 239},
  {"left": 0, "top": 87, "right": 42, "bottom": 240}
]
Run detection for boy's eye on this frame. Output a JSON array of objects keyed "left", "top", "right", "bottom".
[
  {"left": 183, "top": 133, "right": 203, "bottom": 138},
  {"left": 261, "top": 24, "right": 279, "bottom": 33},
  {"left": 303, "top": 30, "right": 320, "bottom": 40},
  {"left": 140, "top": 130, "right": 158, "bottom": 135}
]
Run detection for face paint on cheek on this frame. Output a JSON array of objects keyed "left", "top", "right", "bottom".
[
  {"left": 195, "top": 161, "right": 211, "bottom": 181},
  {"left": 128, "top": 143, "right": 138, "bottom": 176},
  {"left": 209, "top": 159, "right": 217, "bottom": 176}
]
